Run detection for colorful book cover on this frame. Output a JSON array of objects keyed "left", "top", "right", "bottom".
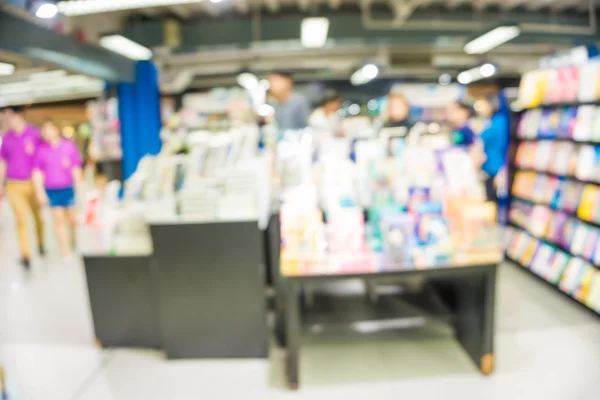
[
  {"left": 559, "top": 258, "right": 585, "bottom": 294},
  {"left": 521, "top": 238, "right": 539, "bottom": 267},
  {"left": 558, "top": 107, "right": 578, "bottom": 139},
  {"left": 577, "top": 185, "right": 600, "bottom": 222},
  {"left": 572, "top": 105, "right": 595, "bottom": 142},
  {"left": 531, "top": 244, "right": 555, "bottom": 276},
  {"left": 574, "top": 263, "right": 596, "bottom": 301},
  {"left": 570, "top": 223, "right": 590, "bottom": 256},
  {"left": 584, "top": 272, "right": 600, "bottom": 309},
  {"left": 582, "top": 228, "right": 600, "bottom": 262},
  {"left": 547, "top": 251, "right": 570, "bottom": 284},
  {"left": 547, "top": 211, "right": 568, "bottom": 244}
]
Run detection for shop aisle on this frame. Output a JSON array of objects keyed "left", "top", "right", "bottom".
[{"left": 0, "top": 203, "right": 599, "bottom": 399}]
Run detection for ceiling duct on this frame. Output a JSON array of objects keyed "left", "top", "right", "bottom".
[{"left": 360, "top": 0, "right": 597, "bottom": 36}]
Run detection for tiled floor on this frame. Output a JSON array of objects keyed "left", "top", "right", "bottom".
[{"left": 0, "top": 202, "right": 599, "bottom": 399}]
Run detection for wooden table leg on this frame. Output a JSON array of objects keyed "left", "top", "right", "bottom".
[
  {"left": 285, "top": 281, "right": 301, "bottom": 390},
  {"left": 452, "top": 266, "right": 497, "bottom": 376}
]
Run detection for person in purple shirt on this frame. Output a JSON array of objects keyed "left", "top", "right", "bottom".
[
  {"left": 0, "top": 105, "right": 45, "bottom": 269},
  {"left": 33, "top": 120, "right": 83, "bottom": 259}
]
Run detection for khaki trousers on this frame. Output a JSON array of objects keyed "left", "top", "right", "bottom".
[{"left": 5, "top": 181, "right": 45, "bottom": 259}]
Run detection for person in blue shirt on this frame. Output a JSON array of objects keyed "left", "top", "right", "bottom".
[
  {"left": 267, "top": 72, "right": 311, "bottom": 131},
  {"left": 475, "top": 97, "right": 509, "bottom": 202},
  {"left": 447, "top": 100, "right": 476, "bottom": 147}
]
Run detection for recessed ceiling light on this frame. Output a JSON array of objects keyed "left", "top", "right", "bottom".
[
  {"left": 480, "top": 63, "right": 496, "bottom": 78},
  {"left": 361, "top": 64, "right": 379, "bottom": 80},
  {"left": 457, "top": 71, "right": 472, "bottom": 85},
  {"left": 36, "top": 3, "right": 58, "bottom": 19},
  {"left": 301, "top": 17, "right": 329, "bottom": 48}
]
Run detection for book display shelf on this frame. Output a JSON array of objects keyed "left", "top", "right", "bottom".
[{"left": 507, "top": 54, "right": 600, "bottom": 316}]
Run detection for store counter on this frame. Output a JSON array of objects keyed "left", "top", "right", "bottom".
[
  {"left": 83, "top": 252, "right": 161, "bottom": 349},
  {"left": 278, "top": 250, "right": 503, "bottom": 389},
  {"left": 149, "top": 219, "right": 269, "bottom": 359}
]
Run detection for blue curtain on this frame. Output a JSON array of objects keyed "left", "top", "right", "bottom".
[
  {"left": 135, "top": 61, "right": 162, "bottom": 157},
  {"left": 117, "top": 82, "right": 138, "bottom": 181},
  {"left": 117, "top": 61, "right": 162, "bottom": 180}
]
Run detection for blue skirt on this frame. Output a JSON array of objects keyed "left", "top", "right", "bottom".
[{"left": 46, "top": 187, "right": 75, "bottom": 208}]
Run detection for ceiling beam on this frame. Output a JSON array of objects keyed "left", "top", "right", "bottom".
[
  {"left": 233, "top": 0, "right": 250, "bottom": 13},
  {"left": 264, "top": 0, "right": 280, "bottom": 12},
  {"left": 297, "top": 0, "right": 311, "bottom": 11},
  {"left": 170, "top": 5, "right": 190, "bottom": 18},
  {"left": 550, "top": 0, "right": 576, "bottom": 12},
  {"left": 329, "top": 0, "right": 343, "bottom": 9},
  {"left": 446, "top": 0, "right": 469, "bottom": 10},
  {"left": 499, "top": 0, "right": 529, "bottom": 10},
  {"left": 525, "top": 0, "right": 554, "bottom": 11},
  {"left": 473, "top": 0, "right": 495, "bottom": 10}
]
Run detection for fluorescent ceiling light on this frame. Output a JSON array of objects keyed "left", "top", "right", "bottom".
[
  {"left": 301, "top": 17, "right": 329, "bottom": 48},
  {"left": 99, "top": 35, "right": 152, "bottom": 61},
  {"left": 480, "top": 63, "right": 496, "bottom": 78},
  {"left": 464, "top": 25, "right": 520, "bottom": 55},
  {"left": 36, "top": 3, "right": 58, "bottom": 19},
  {"left": 361, "top": 64, "right": 379, "bottom": 80},
  {"left": 57, "top": 0, "right": 203, "bottom": 16},
  {"left": 350, "top": 64, "right": 379, "bottom": 86},
  {"left": 457, "top": 71, "right": 472, "bottom": 85},
  {"left": 457, "top": 63, "right": 497, "bottom": 85},
  {"left": 0, "top": 62, "right": 15, "bottom": 76}
]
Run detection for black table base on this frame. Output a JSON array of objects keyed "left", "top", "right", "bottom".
[
  {"left": 150, "top": 221, "right": 269, "bottom": 359},
  {"left": 83, "top": 256, "right": 161, "bottom": 349},
  {"left": 281, "top": 264, "right": 498, "bottom": 389}
]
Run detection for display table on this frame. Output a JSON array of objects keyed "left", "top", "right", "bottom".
[
  {"left": 149, "top": 220, "right": 269, "bottom": 359},
  {"left": 83, "top": 255, "right": 161, "bottom": 349},
  {"left": 278, "top": 252, "right": 502, "bottom": 389}
]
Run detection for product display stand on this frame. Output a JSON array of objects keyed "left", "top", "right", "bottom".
[
  {"left": 149, "top": 220, "right": 269, "bottom": 359},
  {"left": 267, "top": 212, "right": 288, "bottom": 346},
  {"left": 83, "top": 255, "right": 161, "bottom": 348},
  {"left": 508, "top": 83, "right": 600, "bottom": 315},
  {"left": 281, "top": 261, "right": 499, "bottom": 389}
]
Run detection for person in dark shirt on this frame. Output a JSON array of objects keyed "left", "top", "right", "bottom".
[
  {"left": 446, "top": 100, "right": 476, "bottom": 146},
  {"left": 267, "top": 72, "right": 310, "bottom": 131},
  {"left": 383, "top": 92, "right": 414, "bottom": 131}
]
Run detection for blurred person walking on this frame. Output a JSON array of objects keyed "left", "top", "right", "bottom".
[
  {"left": 268, "top": 72, "right": 311, "bottom": 131},
  {"left": 382, "top": 91, "right": 414, "bottom": 131},
  {"left": 309, "top": 89, "right": 343, "bottom": 134},
  {"left": 0, "top": 106, "right": 45, "bottom": 269},
  {"left": 33, "top": 120, "right": 83, "bottom": 259},
  {"left": 475, "top": 96, "right": 509, "bottom": 203}
]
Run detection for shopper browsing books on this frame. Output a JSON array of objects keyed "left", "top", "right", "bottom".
[
  {"left": 33, "top": 120, "right": 83, "bottom": 259},
  {"left": 475, "top": 97, "right": 509, "bottom": 203},
  {"left": 309, "top": 89, "right": 343, "bottom": 134},
  {"left": 446, "top": 100, "right": 476, "bottom": 147},
  {"left": 268, "top": 72, "right": 311, "bottom": 131},
  {"left": 382, "top": 92, "right": 414, "bottom": 131},
  {"left": 0, "top": 106, "right": 45, "bottom": 269}
]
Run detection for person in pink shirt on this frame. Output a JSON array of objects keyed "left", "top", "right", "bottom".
[
  {"left": 33, "top": 120, "right": 83, "bottom": 258},
  {"left": 0, "top": 105, "right": 45, "bottom": 269}
]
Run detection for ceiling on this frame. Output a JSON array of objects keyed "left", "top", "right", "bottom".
[
  {"left": 58, "top": 0, "right": 593, "bottom": 18},
  {"left": 0, "top": 49, "right": 104, "bottom": 107},
  {"left": 54, "top": 0, "right": 598, "bottom": 92},
  {"left": 0, "top": 0, "right": 597, "bottom": 100}
]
